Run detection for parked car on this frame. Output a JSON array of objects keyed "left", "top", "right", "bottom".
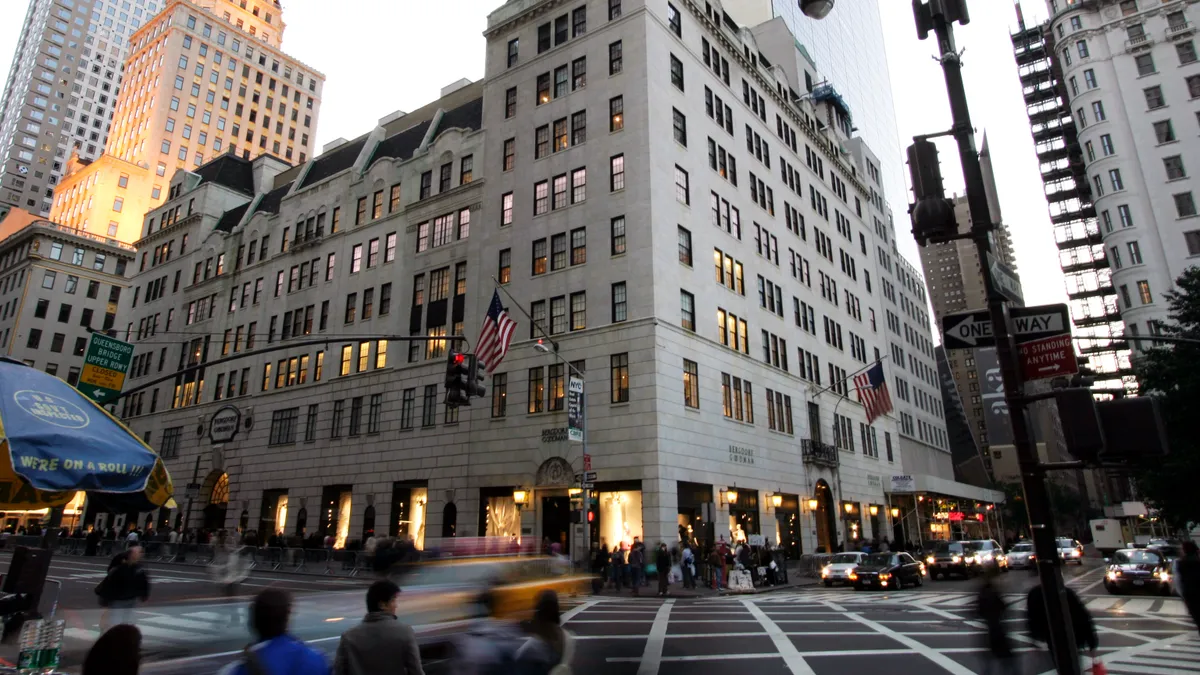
[
  {"left": 849, "top": 552, "right": 925, "bottom": 590},
  {"left": 1057, "top": 537, "right": 1085, "bottom": 565},
  {"left": 820, "top": 552, "right": 866, "bottom": 587},
  {"left": 1007, "top": 541, "right": 1036, "bottom": 570},
  {"left": 965, "top": 539, "right": 1009, "bottom": 570},
  {"left": 925, "top": 541, "right": 979, "bottom": 580},
  {"left": 1104, "top": 548, "right": 1172, "bottom": 595}
]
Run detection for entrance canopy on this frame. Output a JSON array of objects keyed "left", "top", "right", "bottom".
[{"left": 888, "top": 473, "right": 1004, "bottom": 504}]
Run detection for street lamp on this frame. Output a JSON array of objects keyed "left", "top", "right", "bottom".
[
  {"left": 799, "top": 0, "right": 835, "bottom": 19},
  {"left": 891, "top": 507, "right": 900, "bottom": 518}
]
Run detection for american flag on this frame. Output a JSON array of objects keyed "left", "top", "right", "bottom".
[
  {"left": 476, "top": 290, "right": 517, "bottom": 374},
  {"left": 853, "top": 361, "right": 894, "bottom": 424}
]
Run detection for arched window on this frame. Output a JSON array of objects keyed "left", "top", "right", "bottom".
[{"left": 362, "top": 505, "right": 376, "bottom": 540}]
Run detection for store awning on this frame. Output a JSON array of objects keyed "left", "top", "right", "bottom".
[{"left": 889, "top": 473, "right": 1004, "bottom": 504}]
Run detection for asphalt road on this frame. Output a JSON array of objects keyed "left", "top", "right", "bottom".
[{"left": 5, "top": 553, "right": 1198, "bottom": 674}]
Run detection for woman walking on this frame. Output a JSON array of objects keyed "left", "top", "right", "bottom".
[{"left": 211, "top": 529, "right": 250, "bottom": 626}]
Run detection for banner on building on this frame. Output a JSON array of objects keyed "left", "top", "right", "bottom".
[
  {"left": 567, "top": 376, "right": 584, "bottom": 442},
  {"left": 889, "top": 475, "right": 916, "bottom": 493},
  {"left": 974, "top": 347, "right": 1015, "bottom": 447}
]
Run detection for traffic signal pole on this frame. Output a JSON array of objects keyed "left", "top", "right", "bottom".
[{"left": 914, "top": 2, "right": 1081, "bottom": 672}]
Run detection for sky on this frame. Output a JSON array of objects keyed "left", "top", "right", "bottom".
[{"left": 0, "top": 0, "right": 1067, "bottom": 311}]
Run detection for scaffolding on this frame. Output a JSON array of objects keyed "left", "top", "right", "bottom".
[{"left": 1011, "top": 20, "right": 1136, "bottom": 395}]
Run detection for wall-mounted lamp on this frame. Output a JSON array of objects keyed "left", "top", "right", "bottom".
[
  {"left": 725, "top": 488, "right": 739, "bottom": 506},
  {"left": 807, "top": 497, "right": 819, "bottom": 511},
  {"left": 869, "top": 505, "right": 879, "bottom": 516},
  {"left": 512, "top": 488, "right": 529, "bottom": 508},
  {"left": 568, "top": 487, "right": 582, "bottom": 497},
  {"left": 890, "top": 507, "right": 900, "bottom": 518},
  {"left": 771, "top": 493, "right": 783, "bottom": 509},
  {"left": 844, "top": 502, "right": 856, "bottom": 514}
]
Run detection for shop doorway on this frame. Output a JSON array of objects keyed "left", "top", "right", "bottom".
[
  {"left": 775, "top": 493, "right": 801, "bottom": 559},
  {"left": 202, "top": 472, "right": 229, "bottom": 531},
  {"left": 677, "top": 481, "right": 714, "bottom": 552},
  {"left": 542, "top": 496, "right": 570, "bottom": 554},
  {"left": 814, "top": 480, "right": 837, "bottom": 552}
]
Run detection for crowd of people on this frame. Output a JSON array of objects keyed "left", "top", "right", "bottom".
[{"left": 592, "top": 534, "right": 787, "bottom": 594}]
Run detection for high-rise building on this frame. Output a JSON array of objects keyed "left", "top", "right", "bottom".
[
  {"left": 114, "top": 0, "right": 994, "bottom": 554},
  {"left": 0, "top": 0, "right": 166, "bottom": 217},
  {"left": 0, "top": 207, "right": 134, "bottom": 379},
  {"left": 47, "top": 0, "right": 324, "bottom": 243},
  {"left": 721, "top": 0, "right": 906, "bottom": 226}
]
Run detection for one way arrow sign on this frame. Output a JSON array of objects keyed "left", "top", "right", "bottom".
[{"left": 941, "top": 303, "right": 1071, "bottom": 350}]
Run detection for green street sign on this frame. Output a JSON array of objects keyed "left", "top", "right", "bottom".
[{"left": 79, "top": 333, "right": 134, "bottom": 403}]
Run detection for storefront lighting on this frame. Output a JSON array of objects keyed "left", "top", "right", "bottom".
[
  {"left": 890, "top": 507, "right": 900, "bottom": 518},
  {"left": 771, "top": 493, "right": 783, "bottom": 508},
  {"left": 844, "top": 502, "right": 855, "bottom": 514},
  {"left": 568, "top": 487, "right": 582, "bottom": 497},
  {"left": 869, "top": 505, "right": 879, "bottom": 516},
  {"left": 807, "top": 498, "right": 819, "bottom": 511},
  {"left": 512, "top": 488, "right": 529, "bottom": 507},
  {"left": 725, "top": 488, "right": 739, "bottom": 505}
]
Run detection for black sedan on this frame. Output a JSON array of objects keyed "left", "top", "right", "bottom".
[
  {"left": 925, "top": 541, "right": 979, "bottom": 580},
  {"left": 849, "top": 552, "right": 926, "bottom": 590},
  {"left": 1104, "top": 548, "right": 1173, "bottom": 595}
]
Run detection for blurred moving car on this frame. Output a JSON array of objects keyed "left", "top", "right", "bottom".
[
  {"left": 1057, "top": 537, "right": 1085, "bottom": 565},
  {"left": 965, "top": 539, "right": 1009, "bottom": 570},
  {"left": 849, "top": 552, "right": 925, "bottom": 590},
  {"left": 820, "top": 552, "right": 866, "bottom": 587},
  {"left": 389, "top": 555, "right": 591, "bottom": 662},
  {"left": 1006, "top": 541, "right": 1036, "bottom": 570},
  {"left": 1104, "top": 548, "right": 1173, "bottom": 595},
  {"left": 925, "top": 541, "right": 979, "bottom": 580}
]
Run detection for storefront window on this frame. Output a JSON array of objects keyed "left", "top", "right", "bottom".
[
  {"left": 728, "top": 490, "right": 759, "bottom": 544},
  {"left": 775, "top": 493, "right": 800, "bottom": 559},
  {"left": 676, "top": 481, "right": 714, "bottom": 551},
  {"left": 599, "top": 489, "right": 642, "bottom": 548},
  {"left": 392, "top": 482, "right": 428, "bottom": 549},
  {"left": 484, "top": 495, "right": 519, "bottom": 538}
]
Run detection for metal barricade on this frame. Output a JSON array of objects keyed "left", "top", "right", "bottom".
[
  {"left": 330, "top": 550, "right": 356, "bottom": 575},
  {"left": 351, "top": 552, "right": 374, "bottom": 577},
  {"left": 798, "top": 553, "right": 833, "bottom": 578},
  {"left": 189, "top": 544, "right": 216, "bottom": 566}
]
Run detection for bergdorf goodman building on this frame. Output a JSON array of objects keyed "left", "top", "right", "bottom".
[{"left": 112, "top": 0, "right": 992, "bottom": 559}]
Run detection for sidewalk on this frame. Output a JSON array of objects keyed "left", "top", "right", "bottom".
[{"left": 590, "top": 564, "right": 821, "bottom": 599}]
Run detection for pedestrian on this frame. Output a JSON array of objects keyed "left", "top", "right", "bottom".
[
  {"left": 211, "top": 530, "right": 250, "bottom": 626},
  {"left": 218, "top": 588, "right": 329, "bottom": 675},
  {"left": 880, "top": 538, "right": 891, "bottom": 553},
  {"left": 455, "top": 590, "right": 525, "bottom": 675},
  {"left": 82, "top": 624, "right": 141, "bottom": 675},
  {"left": 96, "top": 545, "right": 150, "bottom": 631},
  {"left": 1172, "top": 540, "right": 1200, "bottom": 637},
  {"left": 84, "top": 526, "right": 101, "bottom": 557},
  {"left": 1026, "top": 582, "right": 1097, "bottom": 670},
  {"left": 656, "top": 543, "right": 671, "bottom": 596},
  {"left": 709, "top": 547, "right": 724, "bottom": 590},
  {"left": 681, "top": 544, "right": 695, "bottom": 589},
  {"left": 977, "top": 564, "right": 1017, "bottom": 675},
  {"left": 609, "top": 545, "right": 625, "bottom": 590},
  {"left": 333, "top": 579, "right": 423, "bottom": 675},
  {"left": 514, "top": 590, "right": 573, "bottom": 675},
  {"left": 628, "top": 542, "right": 644, "bottom": 596}
]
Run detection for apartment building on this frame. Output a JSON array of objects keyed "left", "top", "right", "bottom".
[
  {"left": 47, "top": 0, "right": 323, "bottom": 244},
  {"left": 115, "top": 0, "right": 988, "bottom": 558},
  {"left": 0, "top": 0, "right": 167, "bottom": 216},
  {"left": 0, "top": 207, "right": 133, "bottom": 380}
]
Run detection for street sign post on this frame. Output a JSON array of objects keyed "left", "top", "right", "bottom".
[
  {"left": 78, "top": 333, "right": 134, "bottom": 403},
  {"left": 942, "top": 303, "right": 1070, "bottom": 350},
  {"left": 987, "top": 252, "right": 1024, "bottom": 304},
  {"left": 1019, "top": 334, "right": 1079, "bottom": 382}
]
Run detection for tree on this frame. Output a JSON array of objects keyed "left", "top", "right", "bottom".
[{"left": 1132, "top": 267, "right": 1200, "bottom": 531}]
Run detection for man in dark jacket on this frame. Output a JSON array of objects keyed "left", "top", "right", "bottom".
[
  {"left": 98, "top": 545, "right": 150, "bottom": 631},
  {"left": 1026, "top": 582, "right": 1096, "bottom": 668},
  {"left": 1174, "top": 540, "right": 1200, "bottom": 637},
  {"left": 334, "top": 580, "right": 423, "bottom": 675},
  {"left": 655, "top": 544, "right": 672, "bottom": 597}
]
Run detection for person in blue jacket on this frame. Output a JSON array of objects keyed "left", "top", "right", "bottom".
[{"left": 219, "top": 588, "right": 329, "bottom": 675}]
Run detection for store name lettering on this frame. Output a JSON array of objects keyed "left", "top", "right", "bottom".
[
  {"left": 541, "top": 428, "right": 569, "bottom": 443},
  {"left": 728, "top": 445, "right": 755, "bottom": 465}
]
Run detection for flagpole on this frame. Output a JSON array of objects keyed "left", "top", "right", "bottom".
[
  {"left": 492, "top": 278, "right": 557, "bottom": 345},
  {"left": 806, "top": 354, "right": 892, "bottom": 402}
]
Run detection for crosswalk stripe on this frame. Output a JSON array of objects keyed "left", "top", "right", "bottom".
[
  {"left": 1104, "top": 663, "right": 1196, "bottom": 675},
  {"left": 1086, "top": 597, "right": 1123, "bottom": 611},
  {"left": 1113, "top": 655, "right": 1200, "bottom": 669},
  {"left": 1120, "top": 599, "right": 1157, "bottom": 613},
  {"left": 140, "top": 614, "right": 227, "bottom": 630}
]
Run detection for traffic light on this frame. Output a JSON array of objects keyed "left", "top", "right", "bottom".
[
  {"left": 907, "top": 139, "right": 958, "bottom": 246},
  {"left": 466, "top": 354, "right": 487, "bottom": 400},
  {"left": 587, "top": 503, "right": 597, "bottom": 524},
  {"left": 445, "top": 350, "right": 470, "bottom": 408}
]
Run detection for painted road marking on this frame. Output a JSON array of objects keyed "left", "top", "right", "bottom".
[{"left": 635, "top": 599, "right": 673, "bottom": 675}]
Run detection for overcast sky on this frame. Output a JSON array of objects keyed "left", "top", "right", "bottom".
[{"left": 0, "top": 0, "right": 1065, "bottom": 311}]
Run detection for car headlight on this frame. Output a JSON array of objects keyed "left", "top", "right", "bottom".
[
  {"left": 919, "top": 563, "right": 927, "bottom": 574},
  {"left": 1071, "top": 550, "right": 1081, "bottom": 557},
  {"left": 879, "top": 572, "right": 891, "bottom": 580},
  {"left": 1157, "top": 570, "right": 1171, "bottom": 581},
  {"left": 951, "top": 555, "right": 961, "bottom": 563},
  {"left": 848, "top": 572, "right": 858, "bottom": 581},
  {"left": 1106, "top": 570, "right": 1119, "bottom": 581},
  {"left": 981, "top": 553, "right": 993, "bottom": 561},
  {"left": 821, "top": 566, "right": 830, "bottom": 577},
  {"left": 925, "top": 556, "right": 935, "bottom": 564}
]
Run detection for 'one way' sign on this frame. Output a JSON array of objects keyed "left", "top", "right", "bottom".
[{"left": 941, "top": 303, "right": 1071, "bottom": 350}]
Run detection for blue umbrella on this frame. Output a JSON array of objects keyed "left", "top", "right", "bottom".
[{"left": 0, "top": 358, "right": 174, "bottom": 511}]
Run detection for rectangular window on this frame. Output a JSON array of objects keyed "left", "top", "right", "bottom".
[
  {"left": 389, "top": 183, "right": 402, "bottom": 212},
  {"left": 668, "top": 3, "right": 681, "bottom": 36},
  {"left": 674, "top": 165, "right": 690, "bottom": 204},
  {"left": 670, "top": 54, "right": 684, "bottom": 90},
  {"left": 610, "top": 154, "right": 625, "bottom": 191},
  {"left": 609, "top": 96, "right": 624, "bottom": 132},
  {"left": 611, "top": 216, "right": 626, "bottom": 255},
  {"left": 400, "top": 389, "right": 415, "bottom": 430},
  {"left": 571, "top": 168, "right": 587, "bottom": 203},
  {"left": 533, "top": 239, "right": 548, "bottom": 275},
  {"left": 422, "top": 385, "right": 437, "bottom": 427},
  {"left": 1136, "top": 53, "right": 1156, "bottom": 76},
  {"left": 502, "top": 192, "right": 514, "bottom": 226},
  {"left": 609, "top": 40, "right": 623, "bottom": 75},
  {"left": 678, "top": 226, "right": 692, "bottom": 265},
  {"left": 268, "top": 408, "right": 299, "bottom": 445},
  {"left": 1144, "top": 85, "right": 1165, "bottom": 109},
  {"left": 610, "top": 353, "right": 629, "bottom": 403},
  {"left": 680, "top": 290, "right": 695, "bottom": 331},
  {"left": 1154, "top": 119, "right": 1176, "bottom": 144},
  {"left": 534, "top": 180, "right": 549, "bottom": 215},
  {"left": 505, "top": 87, "right": 517, "bottom": 118},
  {"left": 683, "top": 359, "right": 699, "bottom": 408},
  {"left": 491, "top": 373, "right": 508, "bottom": 417},
  {"left": 1166, "top": 155, "right": 1187, "bottom": 180},
  {"left": 528, "top": 367, "right": 545, "bottom": 413},
  {"left": 503, "top": 138, "right": 515, "bottom": 170},
  {"left": 498, "top": 248, "right": 512, "bottom": 284},
  {"left": 1138, "top": 280, "right": 1153, "bottom": 304},
  {"left": 1176, "top": 192, "right": 1198, "bottom": 218},
  {"left": 672, "top": 108, "right": 687, "bottom": 146},
  {"left": 611, "top": 282, "right": 627, "bottom": 323}
]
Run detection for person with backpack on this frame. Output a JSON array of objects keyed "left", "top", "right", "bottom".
[
  {"left": 515, "top": 591, "right": 573, "bottom": 675},
  {"left": 218, "top": 588, "right": 329, "bottom": 675},
  {"left": 333, "top": 580, "right": 424, "bottom": 675},
  {"left": 97, "top": 545, "right": 150, "bottom": 631}
]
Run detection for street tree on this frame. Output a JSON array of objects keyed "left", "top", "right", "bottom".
[{"left": 1133, "top": 267, "right": 1200, "bottom": 531}]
